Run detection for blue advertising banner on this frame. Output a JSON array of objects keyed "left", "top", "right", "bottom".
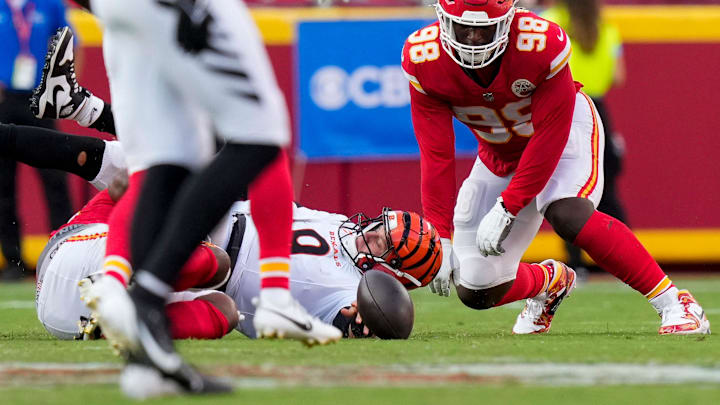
[{"left": 297, "top": 20, "right": 477, "bottom": 160}]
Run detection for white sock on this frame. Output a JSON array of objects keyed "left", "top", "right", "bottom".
[
  {"left": 90, "top": 141, "right": 128, "bottom": 191},
  {"left": 260, "top": 288, "right": 292, "bottom": 305},
  {"left": 649, "top": 286, "right": 679, "bottom": 314},
  {"left": 71, "top": 94, "right": 105, "bottom": 127}
]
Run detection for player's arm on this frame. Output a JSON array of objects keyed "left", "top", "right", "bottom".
[
  {"left": 409, "top": 87, "right": 457, "bottom": 239},
  {"left": 499, "top": 65, "right": 576, "bottom": 215},
  {"left": 0, "top": 123, "right": 126, "bottom": 191}
]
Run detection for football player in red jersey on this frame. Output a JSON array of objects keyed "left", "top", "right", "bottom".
[{"left": 402, "top": 0, "right": 709, "bottom": 335}]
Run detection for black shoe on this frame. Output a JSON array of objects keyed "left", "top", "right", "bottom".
[
  {"left": 121, "top": 351, "right": 233, "bottom": 399},
  {"left": 0, "top": 264, "right": 26, "bottom": 282},
  {"left": 30, "top": 26, "right": 90, "bottom": 120},
  {"left": 128, "top": 285, "right": 233, "bottom": 396}
]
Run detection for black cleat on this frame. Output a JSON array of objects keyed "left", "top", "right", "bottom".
[
  {"left": 30, "top": 26, "right": 90, "bottom": 120},
  {"left": 122, "top": 284, "right": 234, "bottom": 398}
]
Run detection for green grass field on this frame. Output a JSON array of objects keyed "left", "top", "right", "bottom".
[{"left": 2, "top": 275, "right": 719, "bottom": 404}]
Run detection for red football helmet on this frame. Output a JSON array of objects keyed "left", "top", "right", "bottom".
[
  {"left": 435, "top": 0, "right": 519, "bottom": 69},
  {"left": 339, "top": 208, "right": 443, "bottom": 290}
]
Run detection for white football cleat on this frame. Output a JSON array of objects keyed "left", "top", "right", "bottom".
[
  {"left": 120, "top": 363, "right": 185, "bottom": 400},
  {"left": 78, "top": 274, "right": 139, "bottom": 355},
  {"left": 253, "top": 293, "right": 342, "bottom": 346},
  {"left": 119, "top": 360, "right": 232, "bottom": 399},
  {"left": 651, "top": 287, "right": 711, "bottom": 335},
  {"left": 512, "top": 259, "right": 577, "bottom": 334},
  {"left": 30, "top": 26, "right": 91, "bottom": 120}
]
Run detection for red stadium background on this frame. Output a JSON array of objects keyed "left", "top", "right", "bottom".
[{"left": 9, "top": 4, "right": 720, "bottom": 267}]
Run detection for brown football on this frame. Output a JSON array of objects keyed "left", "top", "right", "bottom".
[{"left": 357, "top": 270, "right": 414, "bottom": 339}]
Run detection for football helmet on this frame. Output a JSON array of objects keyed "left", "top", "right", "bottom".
[
  {"left": 339, "top": 208, "right": 443, "bottom": 290},
  {"left": 435, "top": 0, "right": 519, "bottom": 69}
]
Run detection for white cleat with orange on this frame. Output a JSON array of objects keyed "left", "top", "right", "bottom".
[
  {"left": 512, "top": 259, "right": 577, "bottom": 334},
  {"left": 651, "top": 287, "right": 711, "bottom": 335}
]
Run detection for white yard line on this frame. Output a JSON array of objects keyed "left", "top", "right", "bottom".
[
  {"left": 0, "top": 301, "right": 35, "bottom": 309},
  {"left": 2, "top": 362, "right": 720, "bottom": 388},
  {"left": 394, "top": 363, "right": 720, "bottom": 386}
]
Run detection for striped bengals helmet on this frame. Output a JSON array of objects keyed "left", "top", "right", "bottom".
[{"left": 339, "top": 207, "right": 443, "bottom": 290}]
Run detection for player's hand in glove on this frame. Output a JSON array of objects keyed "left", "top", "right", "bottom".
[
  {"left": 476, "top": 197, "right": 516, "bottom": 257},
  {"left": 429, "top": 238, "right": 458, "bottom": 297}
]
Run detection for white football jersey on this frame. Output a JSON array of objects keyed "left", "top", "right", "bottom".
[{"left": 213, "top": 202, "right": 361, "bottom": 338}]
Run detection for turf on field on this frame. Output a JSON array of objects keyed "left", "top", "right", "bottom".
[{"left": 1, "top": 275, "right": 719, "bottom": 404}]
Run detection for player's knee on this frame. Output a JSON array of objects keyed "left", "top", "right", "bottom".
[
  {"left": 203, "top": 244, "right": 231, "bottom": 288},
  {"left": 198, "top": 292, "right": 239, "bottom": 331},
  {"left": 545, "top": 197, "right": 595, "bottom": 242},
  {"left": 456, "top": 281, "right": 513, "bottom": 310}
]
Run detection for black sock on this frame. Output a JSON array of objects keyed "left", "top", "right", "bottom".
[
  {"left": 140, "top": 143, "right": 279, "bottom": 286},
  {"left": 130, "top": 164, "right": 191, "bottom": 268},
  {"left": 0, "top": 123, "right": 106, "bottom": 181},
  {"left": 89, "top": 104, "right": 116, "bottom": 136}
]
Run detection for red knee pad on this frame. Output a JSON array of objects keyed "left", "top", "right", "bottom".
[
  {"left": 166, "top": 299, "right": 229, "bottom": 340},
  {"left": 173, "top": 243, "right": 219, "bottom": 291}
]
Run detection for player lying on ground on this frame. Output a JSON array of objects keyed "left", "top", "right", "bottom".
[
  {"left": 0, "top": 122, "right": 441, "bottom": 341},
  {"left": 27, "top": 25, "right": 442, "bottom": 344},
  {"left": 33, "top": 25, "right": 342, "bottom": 364},
  {"left": 0, "top": 123, "right": 239, "bottom": 341},
  {"left": 403, "top": 0, "right": 709, "bottom": 335}
]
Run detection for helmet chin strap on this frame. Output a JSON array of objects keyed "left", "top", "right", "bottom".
[{"left": 378, "top": 262, "right": 422, "bottom": 288}]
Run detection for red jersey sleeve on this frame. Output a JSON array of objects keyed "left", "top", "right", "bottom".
[
  {"left": 500, "top": 64, "right": 576, "bottom": 215},
  {"left": 409, "top": 84, "right": 456, "bottom": 239}
]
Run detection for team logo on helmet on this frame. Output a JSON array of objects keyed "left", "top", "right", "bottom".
[{"left": 511, "top": 79, "right": 536, "bottom": 98}]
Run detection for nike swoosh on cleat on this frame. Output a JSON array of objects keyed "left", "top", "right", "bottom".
[
  {"left": 88, "top": 107, "right": 98, "bottom": 123},
  {"left": 547, "top": 290, "right": 568, "bottom": 315},
  {"left": 265, "top": 308, "right": 313, "bottom": 332},
  {"left": 51, "top": 84, "right": 64, "bottom": 107}
]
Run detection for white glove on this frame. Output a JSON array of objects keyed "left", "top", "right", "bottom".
[
  {"left": 429, "top": 238, "right": 457, "bottom": 297},
  {"left": 476, "top": 197, "right": 516, "bottom": 257}
]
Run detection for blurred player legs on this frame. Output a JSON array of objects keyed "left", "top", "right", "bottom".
[{"left": 86, "top": 0, "right": 339, "bottom": 396}]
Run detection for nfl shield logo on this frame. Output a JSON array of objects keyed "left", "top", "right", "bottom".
[{"left": 511, "top": 79, "right": 536, "bottom": 98}]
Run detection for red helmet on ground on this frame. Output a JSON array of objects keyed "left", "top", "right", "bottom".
[
  {"left": 339, "top": 208, "right": 443, "bottom": 290},
  {"left": 435, "top": 0, "right": 519, "bottom": 69}
]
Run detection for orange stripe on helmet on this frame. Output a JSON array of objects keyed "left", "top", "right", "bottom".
[{"left": 387, "top": 210, "right": 443, "bottom": 290}]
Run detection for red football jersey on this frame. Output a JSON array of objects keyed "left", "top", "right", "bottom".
[
  {"left": 51, "top": 190, "right": 115, "bottom": 236},
  {"left": 402, "top": 9, "right": 581, "bottom": 237}
]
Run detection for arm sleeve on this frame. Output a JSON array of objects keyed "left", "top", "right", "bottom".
[
  {"left": 410, "top": 85, "right": 457, "bottom": 238},
  {"left": 500, "top": 65, "right": 576, "bottom": 215}
]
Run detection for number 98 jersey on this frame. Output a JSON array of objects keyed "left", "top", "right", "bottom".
[{"left": 401, "top": 9, "right": 575, "bottom": 177}]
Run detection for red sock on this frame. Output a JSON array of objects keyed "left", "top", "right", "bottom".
[
  {"left": 249, "top": 150, "right": 292, "bottom": 290},
  {"left": 495, "top": 262, "right": 549, "bottom": 307},
  {"left": 173, "top": 243, "right": 218, "bottom": 291},
  {"left": 103, "top": 171, "right": 146, "bottom": 286},
  {"left": 574, "top": 210, "right": 667, "bottom": 296},
  {"left": 166, "top": 299, "right": 229, "bottom": 340}
]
